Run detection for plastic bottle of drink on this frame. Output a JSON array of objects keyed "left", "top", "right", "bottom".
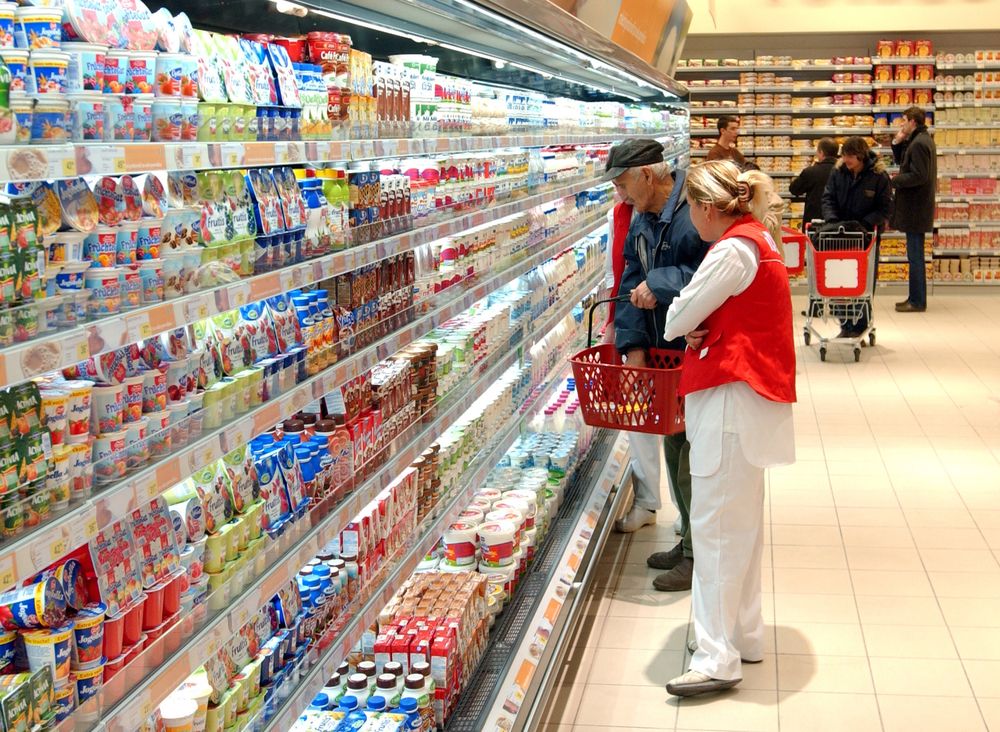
[
  {"left": 398, "top": 697, "right": 421, "bottom": 731},
  {"left": 308, "top": 692, "right": 330, "bottom": 711},
  {"left": 321, "top": 672, "right": 344, "bottom": 706},
  {"left": 345, "top": 673, "right": 371, "bottom": 710},
  {"left": 365, "top": 695, "right": 387, "bottom": 713},
  {"left": 411, "top": 661, "right": 437, "bottom": 727},
  {"left": 332, "top": 414, "right": 355, "bottom": 494},
  {"left": 399, "top": 673, "right": 432, "bottom": 731},
  {"left": 375, "top": 672, "right": 400, "bottom": 709}
]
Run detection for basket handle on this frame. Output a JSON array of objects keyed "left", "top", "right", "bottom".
[{"left": 586, "top": 294, "right": 633, "bottom": 346}]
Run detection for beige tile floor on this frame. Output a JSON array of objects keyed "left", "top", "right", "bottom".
[{"left": 538, "top": 291, "right": 1000, "bottom": 731}]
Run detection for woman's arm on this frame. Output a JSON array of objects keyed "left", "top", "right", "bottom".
[{"left": 663, "top": 237, "right": 760, "bottom": 342}]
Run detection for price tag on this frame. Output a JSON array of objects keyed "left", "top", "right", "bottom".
[
  {"left": 126, "top": 312, "right": 153, "bottom": 340},
  {"left": 182, "top": 296, "right": 210, "bottom": 324},
  {"left": 49, "top": 537, "right": 68, "bottom": 562},
  {"left": 0, "top": 555, "right": 16, "bottom": 590},
  {"left": 229, "top": 282, "right": 251, "bottom": 308},
  {"left": 135, "top": 474, "right": 160, "bottom": 503},
  {"left": 60, "top": 157, "right": 76, "bottom": 178},
  {"left": 220, "top": 143, "right": 243, "bottom": 168}
]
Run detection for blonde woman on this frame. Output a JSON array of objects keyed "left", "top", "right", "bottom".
[{"left": 662, "top": 160, "right": 796, "bottom": 697}]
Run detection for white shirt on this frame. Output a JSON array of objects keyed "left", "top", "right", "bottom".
[{"left": 664, "top": 236, "right": 795, "bottom": 476}]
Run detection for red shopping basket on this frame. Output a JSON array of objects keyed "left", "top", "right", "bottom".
[
  {"left": 781, "top": 225, "right": 807, "bottom": 277},
  {"left": 570, "top": 296, "right": 685, "bottom": 435}
]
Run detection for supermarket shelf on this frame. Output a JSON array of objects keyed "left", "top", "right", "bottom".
[
  {"left": 748, "top": 127, "right": 796, "bottom": 134},
  {"left": 749, "top": 149, "right": 801, "bottom": 155},
  {"left": 934, "top": 248, "right": 1000, "bottom": 255},
  {"left": 881, "top": 256, "right": 932, "bottom": 263},
  {"left": 936, "top": 195, "right": 1000, "bottom": 202},
  {"left": 754, "top": 84, "right": 873, "bottom": 92},
  {"left": 0, "top": 132, "right": 670, "bottom": 184},
  {"left": 872, "top": 81, "right": 936, "bottom": 89},
  {"left": 690, "top": 129, "right": 720, "bottom": 136},
  {"left": 687, "top": 85, "right": 753, "bottom": 93},
  {"left": 935, "top": 220, "right": 1000, "bottom": 227},
  {"left": 257, "top": 267, "right": 606, "bottom": 732},
  {"left": 689, "top": 106, "right": 755, "bottom": 114},
  {"left": 767, "top": 171, "right": 800, "bottom": 177},
  {"left": 675, "top": 65, "right": 743, "bottom": 73},
  {"left": 873, "top": 104, "right": 936, "bottom": 112},
  {"left": 936, "top": 84, "right": 1000, "bottom": 92},
  {"left": 0, "top": 203, "right": 611, "bottom": 602},
  {"left": 935, "top": 100, "right": 1000, "bottom": 108},
  {"left": 100, "top": 262, "right": 603, "bottom": 732},
  {"left": 937, "top": 147, "right": 998, "bottom": 154},
  {"left": 456, "top": 429, "right": 630, "bottom": 731},
  {"left": 938, "top": 171, "right": 1000, "bottom": 178},
  {"left": 937, "top": 61, "right": 1000, "bottom": 70},
  {"left": 754, "top": 63, "right": 873, "bottom": 71},
  {"left": 0, "top": 168, "right": 624, "bottom": 387},
  {"left": 932, "top": 279, "right": 1000, "bottom": 285},
  {"left": 874, "top": 57, "right": 937, "bottom": 65},
  {"left": 935, "top": 123, "right": 1000, "bottom": 129}
]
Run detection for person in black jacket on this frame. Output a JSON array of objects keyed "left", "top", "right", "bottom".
[
  {"left": 608, "top": 141, "right": 711, "bottom": 592},
  {"left": 821, "top": 136, "right": 893, "bottom": 338},
  {"left": 890, "top": 106, "right": 937, "bottom": 312},
  {"left": 790, "top": 137, "right": 839, "bottom": 226}
]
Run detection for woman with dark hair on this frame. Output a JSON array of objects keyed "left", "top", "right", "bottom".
[{"left": 821, "top": 136, "right": 893, "bottom": 338}]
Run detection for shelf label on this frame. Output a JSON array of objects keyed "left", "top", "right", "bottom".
[
  {"left": 182, "top": 296, "right": 210, "bottom": 324},
  {"left": 228, "top": 282, "right": 251, "bottom": 308},
  {"left": 123, "top": 144, "right": 167, "bottom": 172},
  {"left": 249, "top": 272, "right": 281, "bottom": 301},
  {"left": 0, "top": 555, "right": 16, "bottom": 590},
  {"left": 219, "top": 143, "right": 243, "bottom": 168},
  {"left": 252, "top": 403, "right": 281, "bottom": 434},
  {"left": 125, "top": 312, "right": 153, "bottom": 341},
  {"left": 135, "top": 474, "right": 160, "bottom": 504},
  {"left": 243, "top": 143, "right": 276, "bottom": 167}
]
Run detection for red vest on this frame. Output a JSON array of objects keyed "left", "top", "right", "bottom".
[
  {"left": 678, "top": 216, "right": 796, "bottom": 403},
  {"left": 606, "top": 201, "right": 633, "bottom": 325}
]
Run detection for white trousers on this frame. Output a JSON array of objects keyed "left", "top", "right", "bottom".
[
  {"left": 688, "top": 431, "right": 766, "bottom": 681},
  {"left": 626, "top": 430, "right": 671, "bottom": 511}
]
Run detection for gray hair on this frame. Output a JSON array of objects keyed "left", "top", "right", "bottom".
[{"left": 627, "top": 161, "right": 672, "bottom": 182}]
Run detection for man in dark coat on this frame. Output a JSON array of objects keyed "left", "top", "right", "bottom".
[
  {"left": 790, "top": 137, "right": 839, "bottom": 226},
  {"left": 821, "top": 137, "right": 893, "bottom": 338},
  {"left": 607, "top": 139, "right": 711, "bottom": 592},
  {"left": 891, "top": 106, "right": 937, "bottom": 312}
]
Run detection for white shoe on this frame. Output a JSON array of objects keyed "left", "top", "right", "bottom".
[
  {"left": 666, "top": 670, "right": 741, "bottom": 697},
  {"left": 673, "top": 516, "right": 683, "bottom": 535},
  {"left": 614, "top": 505, "right": 656, "bottom": 533}
]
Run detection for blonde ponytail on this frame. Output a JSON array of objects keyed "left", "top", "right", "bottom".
[{"left": 686, "top": 161, "right": 785, "bottom": 241}]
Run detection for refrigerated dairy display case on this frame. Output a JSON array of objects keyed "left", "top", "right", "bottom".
[{"left": 0, "top": 1, "right": 684, "bottom": 730}]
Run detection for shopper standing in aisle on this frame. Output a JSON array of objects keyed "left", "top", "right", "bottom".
[
  {"left": 890, "top": 106, "right": 936, "bottom": 313},
  {"left": 821, "top": 136, "right": 893, "bottom": 338},
  {"left": 604, "top": 139, "right": 712, "bottom": 592},
  {"left": 705, "top": 116, "right": 746, "bottom": 167},
  {"left": 662, "top": 160, "right": 795, "bottom": 697},
  {"left": 790, "top": 137, "right": 839, "bottom": 226},
  {"left": 603, "top": 197, "right": 683, "bottom": 537}
]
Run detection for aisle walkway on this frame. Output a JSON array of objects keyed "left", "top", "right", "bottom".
[{"left": 539, "top": 290, "right": 1000, "bottom": 732}]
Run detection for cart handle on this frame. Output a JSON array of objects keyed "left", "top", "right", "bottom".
[{"left": 586, "top": 294, "right": 633, "bottom": 346}]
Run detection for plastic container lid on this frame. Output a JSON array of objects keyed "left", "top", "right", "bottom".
[
  {"left": 338, "top": 695, "right": 358, "bottom": 711},
  {"left": 399, "top": 697, "right": 418, "bottom": 713}
]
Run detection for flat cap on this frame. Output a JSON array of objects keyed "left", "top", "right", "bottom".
[{"left": 602, "top": 138, "right": 665, "bottom": 181}]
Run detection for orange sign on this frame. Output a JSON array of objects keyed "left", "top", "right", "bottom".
[{"left": 611, "top": 0, "right": 676, "bottom": 64}]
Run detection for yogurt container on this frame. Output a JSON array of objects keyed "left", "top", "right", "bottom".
[
  {"left": 125, "top": 49, "right": 156, "bottom": 94},
  {"left": 102, "top": 93, "right": 133, "bottom": 141},
  {"left": 180, "top": 99, "right": 198, "bottom": 141},
  {"left": 89, "top": 381, "right": 123, "bottom": 433},
  {"left": 115, "top": 222, "right": 138, "bottom": 265},
  {"left": 61, "top": 0, "right": 122, "bottom": 47},
  {"left": 159, "top": 694, "right": 197, "bottom": 732},
  {"left": 62, "top": 41, "right": 106, "bottom": 92},
  {"left": 122, "top": 373, "right": 144, "bottom": 423},
  {"left": 30, "top": 95, "right": 68, "bottom": 143},
  {"left": 14, "top": 7, "right": 61, "bottom": 50},
  {"left": 477, "top": 520, "right": 517, "bottom": 568},
  {"left": 87, "top": 225, "right": 117, "bottom": 267},
  {"left": 0, "top": 48, "right": 28, "bottom": 91},
  {"left": 20, "top": 624, "right": 73, "bottom": 681},
  {"left": 123, "top": 415, "right": 148, "bottom": 468},
  {"left": 74, "top": 659, "right": 105, "bottom": 701},
  {"left": 53, "top": 679, "right": 75, "bottom": 722},
  {"left": 138, "top": 259, "right": 163, "bottom": 303},
  {"left": 0, "top": 630, "right": 15, "bottom": 671},
  {"left": 0, "top": 575, "right": 67, "bottom": 629},
  {"left": 92, "top": 428, "right": 126, "bottom": 483},
  {"left": 151, "top": 98, "right": 181, "bottom": 141},
  {"left": 9, "top": 92, "right": 32, "bottom": 143},
  {"left": 28, "top": 49, "right": 69, "bottom": 93},
  {"left": 141, "top": 366, "right": 167, "bottom": 413},
  {"left": 130, "top": 92, "right": 152, "bottom": 141},
  {"left": 442, "top": 521, "right": 478, "bottom": 567},
  {"left": 120, "top": 265, "right": 141, "bottom": 310},
  {"left": 153, "top": 52, "right": 184, "bottom": 97},
  {"left": 55, "top": 176, "right": 99, "bottom": 232},
  {"left": 84, "top": 266, "right": 121, "bottom": 316},
  {"left": 0, "top": 2, "right": 14, "bottom": 49},
  {"left": 68, "top": 91, "right": 105, "bottom": 141},
  {"left": 102, "top": 49, "right": 127, "bottom": 93},
  {"left": 137, "top": 218, "right": 162, "bottom": 259},
  {"left": 71, "top": 603, "right": 106, "bottom": 669}
]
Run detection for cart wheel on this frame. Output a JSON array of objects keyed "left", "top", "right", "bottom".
[
  {"left": 854, "top": 348, "right": 861, "bottom": 362},
  {"left": 819, "top": 347, "right": 827, "bottom": 362},
  {"left": 803, "top": 330, "right": 811, "bottom": 346},
  {"left": 869, "top": 332, "right": 876, "bottom": 346}
]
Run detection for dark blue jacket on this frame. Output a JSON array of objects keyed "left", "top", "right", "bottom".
[
  {"left": 614, "top": 169, "right": 711, "bottom": 352},
  {"left": 821, "top": 151, "right": 893, "bottom": 232}
]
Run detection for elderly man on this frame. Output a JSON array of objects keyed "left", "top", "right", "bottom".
[{"left": 605, "top": 139, "right": 711, "bottom": 592}]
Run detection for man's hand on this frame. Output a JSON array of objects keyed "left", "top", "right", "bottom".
[
  {"left": 685, "top": 329, "right": 709, "bottom": 351},
  {"left": 630, "top": 281, "right": 658, "bottom": 310},
  {"left": 893, "top": 124, "right": 910, "bottom": 145},
  {"left": 624, "top": 349, "right": 647, "bottom": 368}
]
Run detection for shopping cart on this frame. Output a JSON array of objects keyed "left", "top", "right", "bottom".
[
  {"left": 570, "top": 295, "right": 685, "bottom": 435},
  {"left": 803, "top": 226, "right": 878, "bottom": 362}
]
